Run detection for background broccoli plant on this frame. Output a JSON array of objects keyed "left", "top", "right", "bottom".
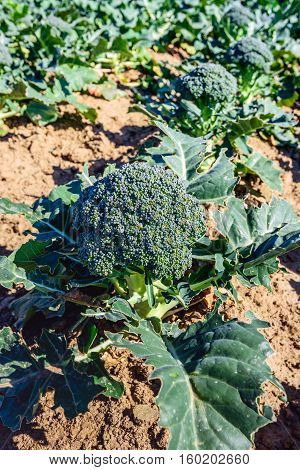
[
  {"left": 226, "top": 37, "right": 274, "bottom": 101},
  {"left": 136, "top": 63, "right": 238, "bottom": 137},
  {"left": 215, "top": 1, "right": 256, "bottom": 44},
  {"left": 174, "top": 63, "right": 238, "bottom": 134}
]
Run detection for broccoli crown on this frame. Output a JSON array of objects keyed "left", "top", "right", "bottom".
[
  {"left": 227, "top": 37, "right": 273, "bottom": 71},
  {"left": 73, "top": 163, "right": 205, "bottom": 280},
  {"left": 176, "top": 63, "right": 237, "bottom": 104},
  {"left": 225, "top": 2, "right": 254, "bottom": 26}
]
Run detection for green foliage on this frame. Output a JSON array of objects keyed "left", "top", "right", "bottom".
[
  {"left": 225, "top": 3, "right": 254, "bottom": 27},
  {"left": 143, "top": 122, "right": 238, "bottom": 203},
  {"left": 192, "top": 196, "right": 300, "bottom": 293},
  {"left": 0, "top": 158, "right": 298, "bottom": 447},
  {"left": 0, "top": 0, "right": 299, "bottom": 450},
  {"left": 109, "top": 309, "right": 283, "bottom": 450},
  {"left": 0, "top": 327, "right": 122, "bottom": 431},
  {"left": 227, "top": 37, "right": 273, "bottom": 72}
]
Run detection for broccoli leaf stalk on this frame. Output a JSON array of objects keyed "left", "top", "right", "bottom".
[
  {"left": 118, "top": 271, "right": 179, "bottom": 319},
  {"left": 238, "top": 70, "right": 270, "bottom": 102}
]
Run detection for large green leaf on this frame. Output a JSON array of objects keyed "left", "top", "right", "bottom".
[
  {"left": 0, "top": 197, "right": 38, "bottom": 223},
  {"left": 187, "top": 149, "right": 238, "bottom": 203},
  {"left": 108, "top": 312, "right": 281, "bottom": 450},
  {"left": 229, "top": 116, "right": 266, "bottom": 140},
  {"left": 14, "top": 240, "right": 49, "bottom": 271},
  {"left": 39, "top": 330, "right": 103, "bottom": 419},
  {"left": 239, "top": 152, "right": 282, "bottom": 192},
  {"left": 147, "top": 123, "right": 237, "bottom": 203},
  {"left": 26, "top": 101, "right": 58, "bottom": 126},
  {"left": 0, "top": 328, "right": 108, "bottom": 430},
  {"left": 0, "top": 327, "right": 50, "bottom": 430},
  {"left": 150, "top": 121, "right": 207, "bottom": 180},
  {"left": 0, "top": 196, "right": 75, "bottom": 245},
  {"left": 0, "top": 255, "right": 34, "bottom": 290},
  {"left": 212, "top": 197, "right": 300, "bottom": 288},
  {"left": 56, "top": 65, "right": 99, "bottom": 91},
  {"left": 235, "top": 137, "right": 282, "bottom": 192},
  {"left": 214, "top": 197, "right": 300, "bottom": 257},
  {"left": 11, "top": 290, "right": 65, "bottom": 327}
]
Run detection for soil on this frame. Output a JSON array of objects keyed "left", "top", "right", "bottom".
[
  {"left": 0, "top": 95, "right": 151, "bottom": 254},
  {"left": 0, "top": 91, "right": 299, "bottom": 450}
]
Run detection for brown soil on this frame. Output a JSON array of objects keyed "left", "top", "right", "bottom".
[
  {"left": 0, "top": 93, "right": 299, "bottom": 450},
  {"left": 0, "top": 349, "right": 168, "bottom": 450},
  {"left": 0, "top": 94, "right": 151, "bottom": 254}
]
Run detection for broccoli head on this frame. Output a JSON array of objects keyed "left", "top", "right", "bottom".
[
  {"left": 176, "top": 63, "right": 238, "bottom": 104},
  {"left": 225, "top": 2, "right": 254, "bottom": 27},
  {"left": 73, "top": 163, "right": 205, "bottom": 280},
  {"left": 227, "top": 37, "right": 273, "bottom": 72}
]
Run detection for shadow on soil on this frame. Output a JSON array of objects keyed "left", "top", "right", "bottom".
[
  {"left": 94, "top": 122, "right": 155, "bottom": 149},
  {"left": 50, "top": 123, "right": 155, "bottom": 187},
  {"left": 255, "top": 383, "right": 300, "bottom": 450},
  {"left": 0, "top": 378, "right": 299, "bottom": 450},
  {"left": 0, "top": 246, "right": 12, "bottom": 257},
  {"left": 277, "top": 146, "right": 300, "bottom": 184}
]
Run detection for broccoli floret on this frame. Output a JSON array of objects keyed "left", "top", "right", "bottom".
[
  {"left": 176, "top": 63, "right": 238, "bottom": 104},
  {"left": 225, "top": 2, "right": 254, "bottom": 27},
  {"left": 227, "top": 37, "right": 273, "bottom": 72},
  {"left": 73, "top": 163, "right": 205, "bottom": 281}
]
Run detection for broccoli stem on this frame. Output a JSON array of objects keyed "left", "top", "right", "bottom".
[{"left": 119, "top": 270, "right": 180, "bottom": 320}]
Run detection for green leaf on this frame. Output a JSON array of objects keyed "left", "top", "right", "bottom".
[
  {"left": 240, "top": 152, "right": 282, "bottom": 192},
  {"left": 40, "top": 330, "right": 104, "bottom": 419},
  {"left": 14, "top": 240, "right": 49, "bottom": 271},
  {"left": 57, "top": 65, "right": 98, "bottom": 91},
  {"left": 78, "top": 323, "right": 97, "bottom": 354},
  {"left": 66, "top": 94, "right": 97, "bottom": 123},
  {"left": 108, "top": 313, "right": 282, "bottom": 450},
  {"left": 0, "top": 255, "right": 34, "bottom": 290},
  {"left": 26, "top": 101, "right": 58, "bottom": 126},
  {"left": 78, "top": 163, "right": 97, "bottom": 189},
  {"left": 241, "top": 258, "right": 278, "bottom": 291},
  {"left": 0, "top": 197, "right": 38, "bottom": 223},
  {"left": 0, "top": 328, "right": 48, "bottom": 431},
  {"left": 229, "top": 116, "right": 266, "bottom": 140},
  {"left": 152, "top": 122, "right": 207, "bottom": 180},
  {"left": 76, "top": 354, "right": 124, "bottom": 399},
  {"left": 108, "top": 298, "right": 140, "bottom": 323},
  {"left": 149, "top": 124, "right": 237, "bottom": 203},
  {"left": 214, "top": 198, "right": 254, "bottom": 250},
  {"left": 187, "top": 149, "right": 238, "bottom": 203},
  {"left": 235, "top": 138, "right": 282, "bottom": 192},
  {"left": 0, "top": 328, "right": 106, "bottom": 430},
  {"left": 213, "top": 197, "right": 300, "bottom": 288},
  {"left": 11, "top": 290, "right": 65, "bottom": 327},
  {"left": 49, "top": 179, "right": 81, "bottom": 205}
]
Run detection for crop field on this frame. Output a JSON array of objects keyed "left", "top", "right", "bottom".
[{"left": 0, "top": 0, "right": 299, "bottom": 451}]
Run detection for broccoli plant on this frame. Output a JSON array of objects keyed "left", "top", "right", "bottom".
[
  {"left": 74, "top": 162, "right": 205, "bottom": 318},
  {"left": 174, "top": 63, "right": 238, "bottom": 135},
  {"left": 225, "top": 2, "right": 254, "bottom": 28},
  {"left": 218, "top": 2, "right": 255, "bottom": 42},
  {"left": 0, "top": 158, "right": 299, "bottom": 448},
  {"left": 226, "top": 37, "right": 274, "bottom": 101},
  {"left": 135, "top": 63, "right": 238, "bottom": 137}
]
